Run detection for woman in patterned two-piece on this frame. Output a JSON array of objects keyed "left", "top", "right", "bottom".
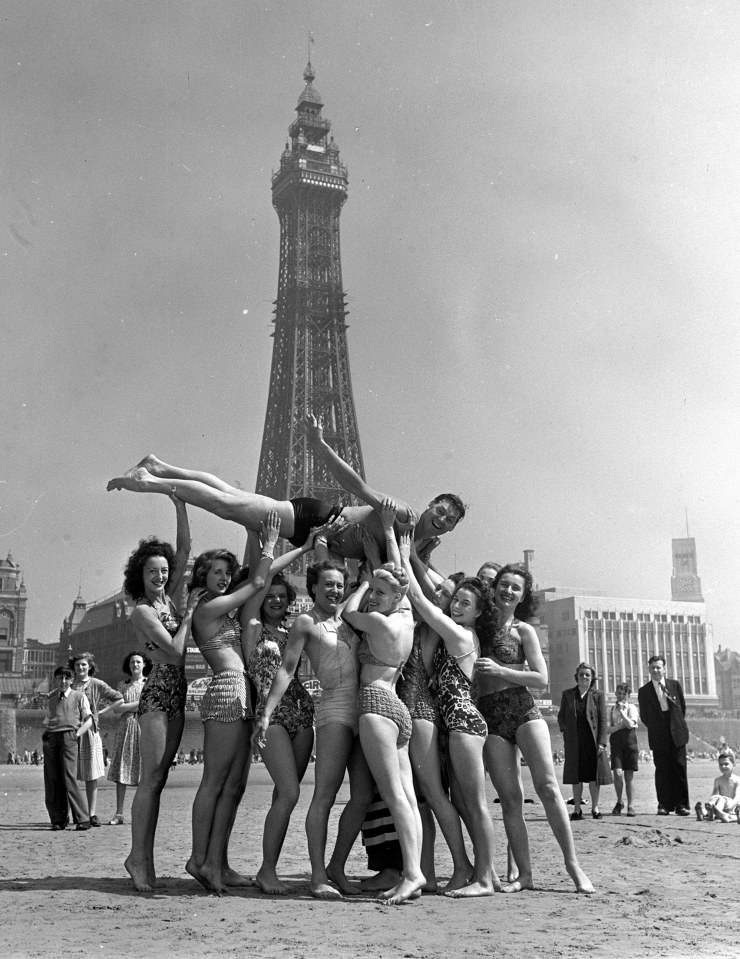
[
  {"left": 123, "top": 494, "right": 203, "bottom": 893},
  {"left": 184, "top": 511, "right": 281, "bottom": 896}
]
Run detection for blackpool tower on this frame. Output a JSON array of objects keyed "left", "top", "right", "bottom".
[{"left": 255, "top": 62, "right": 365, "bottom": 507}]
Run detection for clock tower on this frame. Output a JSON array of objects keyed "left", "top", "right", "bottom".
[{"left": 671, "top": 537, "right": 704, "bottom": 602}]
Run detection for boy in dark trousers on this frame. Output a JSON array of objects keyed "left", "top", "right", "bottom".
[{"left": 42, "top": 666, "right": 93, "bottom": 830}]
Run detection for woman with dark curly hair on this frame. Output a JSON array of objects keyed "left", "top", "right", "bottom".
[
  {"left": 399, "top": 532, "right": 501, "bottom": 898},
  {"left": 68, "top": 651, "right": 123, "bottom": 827},
  {"left": 122, "top": 494, "right": 204, "bottom": 892},
  {"left": 475, "top": 564, "right": 594, "bottom": 894},
  {"left": 106, "top": 651, "right": 152, "bottom": 825}
]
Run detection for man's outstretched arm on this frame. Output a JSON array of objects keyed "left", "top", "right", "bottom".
[{"left": 306, "top": 413, "right": 412, "bottom": 521}]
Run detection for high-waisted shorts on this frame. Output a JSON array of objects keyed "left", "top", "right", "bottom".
[
  {"left": 138, "top": 664, "right": 187, "bottom": 721},
  {"left": 477, "top": 687, "right": 542, "bottom": 744},
  {"left": 316, "top": 682, "right": 359, "bottom": 734},
  {"left": 358, "top": 682, "right": 412, "bottom": 749},
  {"left": 200, "top": 669, "right": 253, "bottom": 723},
  {"left": 288, "top": 497, "right": 343, "bottom": 548}
]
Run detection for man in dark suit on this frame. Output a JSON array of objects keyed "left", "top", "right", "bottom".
[{"left": 637, "top": 655, "right": 690, "bottom": 816}]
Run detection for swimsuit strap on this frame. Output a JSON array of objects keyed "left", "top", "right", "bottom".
[{"left": 452, "top": 642, "right": 480, "bottom": 662}]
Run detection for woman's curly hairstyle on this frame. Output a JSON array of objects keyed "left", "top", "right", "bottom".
[
  {"left": 371, "top": 563, "right": 409, "bottom": 598},
  {"left": 68, "top": 651, "right": 97, "bottom": 676},
  {"left": 121, "top": 650, "right": 153, "bottom": 677},
  {"left": 187, "top": 549, "right": 239, "bottom": 593},
  {"left": 260, "top": 572, "right": 297, "bottom": 623},
  {"left": 123, "top": 538, "right": 176, "bottom": 601},
  {"left": 491, "top": 563, "right": 538, "bottom": 622},
  {"left": 452, "top": 577, "right": 500, "bottom": 651},
  {"left": 574, "top": 661, "right": 598, "bottom": 686}
]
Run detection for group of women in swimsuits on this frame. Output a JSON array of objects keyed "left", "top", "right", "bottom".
[{"left": 120, "top": 491, "right": 594, "bottom": 898}]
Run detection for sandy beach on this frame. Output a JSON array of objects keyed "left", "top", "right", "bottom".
[{"left": 0, "top": 758, "right": 736, "bottom": 959}]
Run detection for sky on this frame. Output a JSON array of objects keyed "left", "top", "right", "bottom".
[{"left": 1, "top": 1, "right": 739, "bottom": 651}]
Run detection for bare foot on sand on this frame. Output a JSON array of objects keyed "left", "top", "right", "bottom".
[
  {"left": 379, "top": 876, "right": 425, "bottom": 906},
  {"left": 326, "top": 863, "right": 360, "bottom": 895},
  {"left": 309, "top": 881, "right": 343, "bottom": 900},
  {"left": 444, "top": 880, "right": 497, "bottom": 899},
  {"left": 360, "top": 868, "right": 401, "bottom": 892},
  {"left": 501, "top": 876, "right": 534, "bottom": 894},
  {"left": 125, "top": 855, "right": 154, "bottom": 893},
  {"left": 256, "top": 866, "right": 289, "bottom": 895},
  {"left": 222, "top": 867, "right": 254, "bottom": 888},
  {"left": 200, "top": 865, "right": 228, "bottom": 896},
  {"left": 185, "top": 857, "right": 213, "bottom": 892},
  {"left": 566, "top": 863, "right": 595, "bottom": 894},
  {"left": 440, "top": 868, "right": 474, "bottom": 894}
]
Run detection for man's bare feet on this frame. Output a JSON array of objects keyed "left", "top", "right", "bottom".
[
  {"left": 256, "top": 866, "right": 289, "bottom": 895},
  {"left": 360, "top": 868, "right": 401, "bottom": 892},
  {"left": 326, "top": 863, "right": 360, "bottom": 895},
  {"left": 379, "top": 875, "right": 425, "bottom": 906},
  {"left": 135, "top": 454, "right": 167, "bottom": 476},
  {"left": 222, "top": 867, "right": 254, "bottom": 888},
  {"left": 440, "top": 868, "right": 475, "bottom": 894},
  {"left": 566, "top": 863, "right": 595, "bottom": 894},
  {"left": 309, "top": 881, "right": 343, "bottom": 900},
  {"left": 444, "top": 880, "right": 497, "bottom": 899},
  {"left": 107, "top": 466, "right": 151, "bottom": 492},
  {"left": 501, "top": 877, "right": 534, "bottom": 894},
  {"left": 125, "top": 855, "right": 154, "bottom": 893}
]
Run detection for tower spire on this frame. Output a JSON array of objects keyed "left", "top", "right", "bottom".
[{"left": 255, "top": 59, "right": 365, "bottom": 511}]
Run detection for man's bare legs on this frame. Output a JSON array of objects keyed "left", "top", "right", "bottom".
[
  {"left": 125, "top": 711, "right": 183, "bottom": 893},
  {"left": 107, "top": 458, "right": 296, "bottom": 537}
]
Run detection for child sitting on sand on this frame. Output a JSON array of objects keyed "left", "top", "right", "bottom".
[{"left": 695, "top": 749, "right": 740, "bottom": 822}]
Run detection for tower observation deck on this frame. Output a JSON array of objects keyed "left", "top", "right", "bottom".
[{"left": 255, "top": 62, "right": 365, "bottom": 506}]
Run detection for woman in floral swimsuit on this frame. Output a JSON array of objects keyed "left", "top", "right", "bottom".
[{"left": 123, "top": 495, "right": 203, "bottom": 893}]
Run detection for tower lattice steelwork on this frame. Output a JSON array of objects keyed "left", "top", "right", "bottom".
[{"left": 256, "top": 62, "right": 365, "bottom": 504}]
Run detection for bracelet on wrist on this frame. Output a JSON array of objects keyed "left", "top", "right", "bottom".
[{"left": 260, "top": 551, "right": 274, "bottom": 560}]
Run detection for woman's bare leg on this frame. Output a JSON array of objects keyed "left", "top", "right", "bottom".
[
  {"left": 360, "top": 716, "right": 425, "bottom": 905},
  {"left": 305, "top": 723, "right": 355, "bottom": 899},
  {"left": 326, "top": 736, "right": 375, "bottom": 895},
  {"left": 516, "top": 721, "right": 594, "bottom": 894},
  {"left": 409, "top": 719, "right": 473, "bottom": 891},
  {"left": 444, "top": 731, "right": 499, "bottom": 898},
  {"left": 187, "top": 719, "right": 251, "bottom": 896},
  {"left": 125, "top": 711, "right": 183, "bottom": 892},
  {"left": 484, "top": 735, "right": 532, "bottom": 893},
  {"left": 257, "top": 724, "right": 313, "bottom": 894}
]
